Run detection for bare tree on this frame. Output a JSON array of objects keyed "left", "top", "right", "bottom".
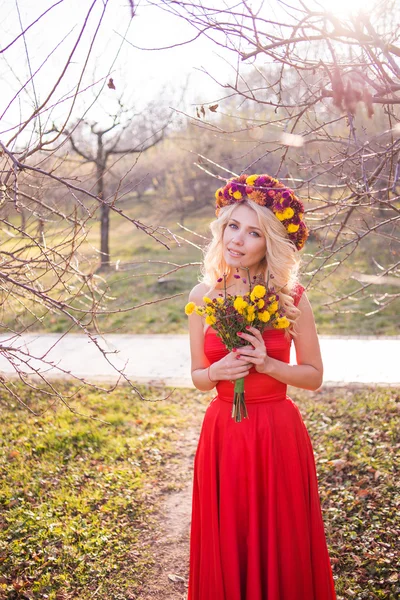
[
  {"left": 64, "top": 100, "right": 169, "bottom": 268},
  {"left": 0, "top": 1, "right": 179, "bottom": 411},
  {"left": 147, "top": 0, "right": 400, "bottom": 317}
]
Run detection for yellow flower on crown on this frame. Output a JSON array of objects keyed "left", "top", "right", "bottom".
[
  {"left": 246, "top": 174, "right": 259, "bottom": 186},
  {"left": 287, "top": 223, "right": 300, "bottom": 233},
  {"left": 275, "top": 207, "right": 294, "bottom": 221},
  {"left": 185, "top": 302, "right": 196, "bottom": 315},
  {"left": 250, "top": 285, "right": 266, "bottom": 301},
  {"left": 233, "top": 190, "right": 242, "bottom": 200}
]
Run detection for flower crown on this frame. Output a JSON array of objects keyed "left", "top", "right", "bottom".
[{"left": 215, "top": 173, "right": 309, "bottom": 250}]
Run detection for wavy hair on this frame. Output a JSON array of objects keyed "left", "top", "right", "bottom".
[{"left": 200, "top": 200, "right": 303, "bottom": 336}]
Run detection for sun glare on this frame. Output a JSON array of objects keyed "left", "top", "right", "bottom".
[{"left": 314, "top": 0, "right": 381, "bottom": 17}]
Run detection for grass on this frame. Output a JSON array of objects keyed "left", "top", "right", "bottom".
[
  {"left": 0, "top": 383, "right": 198, "bottom": 600},
  {"left": 1, "top": 201, "right": 399, "bottom": 336},
  {"left": 0, "top": 384, "right": 399, "bottom": 599}
]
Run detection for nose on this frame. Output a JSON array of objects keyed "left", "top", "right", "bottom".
[{"left": 231, "top": 231, "right": 244, "bottom": 246}]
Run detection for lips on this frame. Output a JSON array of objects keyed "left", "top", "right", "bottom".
[{"left": 227, "top": 248, "right": 244, "bottom": 257}]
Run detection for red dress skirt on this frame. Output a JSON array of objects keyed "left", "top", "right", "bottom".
[{"left": 187, "top": 286, "right": 337, "bottom": 600}]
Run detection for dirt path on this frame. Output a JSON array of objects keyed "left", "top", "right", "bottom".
[{"left": 138, "top": 417, "right": 203, "bottom": 599}]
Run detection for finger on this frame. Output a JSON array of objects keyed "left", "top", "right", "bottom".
[
  {"left": 245, "top": 325, "right": 262, "bottom": 337},
  {"left": 237, "top": 331, "right": 261, "bottom": 348}
]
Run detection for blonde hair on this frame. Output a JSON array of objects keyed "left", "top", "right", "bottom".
[{"left": 200, "top": 201, "right": 302, "bottom": 336}]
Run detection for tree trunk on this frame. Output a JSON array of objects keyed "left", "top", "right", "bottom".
[
  {"left": 100, "top": 202, "right": 110, "bottom": 268},
  {"left": 96, "top": 134, "right": 110, "bottom": 269}
]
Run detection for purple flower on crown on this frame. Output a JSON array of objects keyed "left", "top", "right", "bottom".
[
  {"left": 264, "top": 196, "right": 274, "bottom": 208},
  {"left": 223, "top": 186, "right": 232, "bottom": 200}
]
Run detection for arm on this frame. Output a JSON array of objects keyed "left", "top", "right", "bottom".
[
  {"left": 237, "top": 292, "right": 323, "bottom": 391},
  {"left": 187, "top": 284, "right": 219, "bottom": 392},
  {"left": 187, "top": 285, "right": 250, "bottom": 392}
]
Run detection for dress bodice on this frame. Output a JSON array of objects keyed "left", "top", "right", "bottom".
[
  {"left": 204, "top": 283, "right": 304, "bottom": 404},
  {"left": 204, "top": 328, "right": 291, "bottom": 403}
]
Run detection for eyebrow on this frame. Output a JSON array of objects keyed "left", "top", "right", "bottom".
[{"left": 229, "top": 218, "right": 262, "bottom": 232}]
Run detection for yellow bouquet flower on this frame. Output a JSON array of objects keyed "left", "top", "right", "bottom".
[{"left": 184, "top": 269, "right": 291, "bottom": 422}]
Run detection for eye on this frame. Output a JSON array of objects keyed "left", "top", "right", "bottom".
[
  {"left": 250, "top": 231, "right": 260, "bottom": 237},
  {"left": 228, "top": 223, "right": 238, "bottom": 229}
]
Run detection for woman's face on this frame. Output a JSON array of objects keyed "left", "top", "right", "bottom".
[{"left": 222, "top": 204, "right": 267, "bottom": 272}]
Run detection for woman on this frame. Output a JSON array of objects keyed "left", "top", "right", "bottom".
[{"left": 186, "top": 174, "right": 337, "bottom": 600}]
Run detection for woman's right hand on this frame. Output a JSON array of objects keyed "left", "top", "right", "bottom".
[{"left": 211, "top": 351, "right": 251, "bottom": 382}]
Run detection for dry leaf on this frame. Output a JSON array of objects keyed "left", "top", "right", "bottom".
[
  {"left": 209, "top": 104, "right": 219, "bottom": 112},
  {"left": 329, "top": 458, "right": 347, "bottom": 471},
  {"left": 168, "top": 573, "right": 184, "bottom": 583}
]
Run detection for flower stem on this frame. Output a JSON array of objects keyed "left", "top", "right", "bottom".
[{"left": 232, "top": 377, "right": 248, "bottom": 422}]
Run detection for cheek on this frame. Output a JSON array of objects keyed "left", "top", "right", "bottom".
[{"left": 252, "top": 238, "right": 266, "bottom": 256}]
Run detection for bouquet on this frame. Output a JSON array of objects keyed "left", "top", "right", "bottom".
[{"left": 185, "top": 270, "right": 290, "bottom": 422}]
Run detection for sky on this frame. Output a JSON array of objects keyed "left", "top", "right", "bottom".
[
  {"left": 0, "top": 0, "right": 385, "bottom": 145},
  {"left": 0, "top": 0, "right": 237, "bottom": 141}
]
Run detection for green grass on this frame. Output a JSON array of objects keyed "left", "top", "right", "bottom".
[
  {"left": 0, "top": 383, "right": 198, "bottom": 600},
  {"left": 1, "top": 201, "right": 399, "bottom": 336},
  {"left": 295, "top": 386, "right": 400, "bottom": 599},
  {"left": 0, "top": 384, "right": 399, "bottom": 599}
]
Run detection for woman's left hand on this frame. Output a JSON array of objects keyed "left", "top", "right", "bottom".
[{"left": 236, "top": 325, "right": 270, "bottom": 374}]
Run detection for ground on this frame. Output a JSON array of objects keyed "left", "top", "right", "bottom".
[{"left": 138, "top": 423, "right": 201, "bottom": 599}]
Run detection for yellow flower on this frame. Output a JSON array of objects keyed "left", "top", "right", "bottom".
[
  {"left": 246, "top": 312, "right": 256, "bottom": 322},
  {"left": 195, "top": 306, "right": 205, "bottom": 316},
  {"left": 185, "top": 302, "right": 196, "bottom": 315},
  {"left": 215, "top": 188, "right": 223, "bottom": 200},
  {"left": 205, "top": 306, "right": 215, "bottom": 315},
  {"left": 245, "top": 174, "right": 259, "bottom": 186},
  {"left": 233, "top": 190, "right": 243, "bottom": 200},
  {"left": 233, "top": 296, "right": 248, "bottom": 314},
  {"left": 273, "top": 316, "right": 290, "bottom": 329},
  {"left": 259, "top": 310, "right": 271, "bottom": 323},
  {"left": 203, "top": 296, "right": 213, "bottom": 304},
  {"left": 250, "top": 285, "right": 266, "bottom": 301},
  {"left": 257, "top": 299, "right": 265, "bottom": 309},
  {"left": 287, "top": 223, "right": 300, "bottom": 233},
  {"left": 205, "top": 315, "right": 217, "bottom": 326},
  {"left": 216, "top": 297, "right": 224, "bottom": 304},
  {"left": 268, "top": 301, "right": 279, "bottom": 314}
]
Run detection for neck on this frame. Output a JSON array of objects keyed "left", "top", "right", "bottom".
[{"left": 224, "top": 266, "right": 264, "bottom": 295}]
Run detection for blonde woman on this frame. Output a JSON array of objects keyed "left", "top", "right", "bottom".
[{"left": 186, "top": 174, "right": 337, "bottom": 600}]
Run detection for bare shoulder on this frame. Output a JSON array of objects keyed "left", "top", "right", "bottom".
[{"left": 188, "top": 282, "right": 210, "bottom": 304}]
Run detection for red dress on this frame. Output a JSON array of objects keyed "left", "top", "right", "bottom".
[{"left": 187, "top": 285, "right": 337, "bottom": 600}]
